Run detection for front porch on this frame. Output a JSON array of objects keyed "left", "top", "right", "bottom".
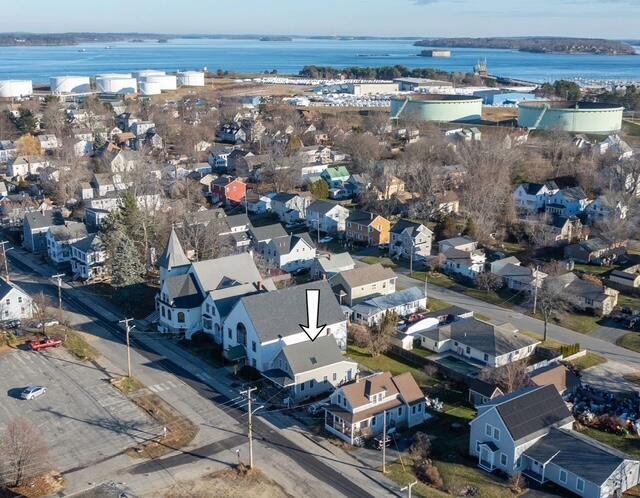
[
  {"left": 324, "top": 410, "right": 368, "bottom": 446},
  {"left": 477, "top": 441, "right": 499, "bottom": 472}
]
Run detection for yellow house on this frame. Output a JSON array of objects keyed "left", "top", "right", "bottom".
[{"left": 346, "top": 211, "right": 391, "bottom": 246}]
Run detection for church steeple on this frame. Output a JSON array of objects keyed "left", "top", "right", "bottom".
[
  {"left": 158, "top": 228, "right": 190, "bottom": 286},
  {"left": 159, "top": 227, "right": 190, "bottom": 271}
]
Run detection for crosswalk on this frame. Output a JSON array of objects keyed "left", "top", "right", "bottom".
[{"left": 146, "top": 380, "right": 179, "bottom": 393}]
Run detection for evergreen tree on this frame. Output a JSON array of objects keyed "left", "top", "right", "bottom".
[
  {"left": 309, "top": 180, "right": 330, "bottom": 200},
  {"left": 111, "top": 235, "right": 145, "bottom": 288}
]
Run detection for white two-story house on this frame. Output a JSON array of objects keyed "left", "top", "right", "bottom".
[
  {"left": 71, "top": 233, "right": 108, "bottom": 280},
  {"left": 263, "top": 233, "right": 317, "bottom": 272},
  {"left": 46, "top": 222, "right": 89, "bottom": 266},
  {"left": 324, "top": 371, "right": 428, "bottom": 445},
  {"left": 0, "top": 277, "right": 34, "bottom": 321},
  {"left": 306, "top": 200, "right": 350, "bottom": 234},
  {"left": 222, "top": 280, "right": 347, "bottom": 371}
]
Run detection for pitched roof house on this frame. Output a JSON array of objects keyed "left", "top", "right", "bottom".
[
  {"left": 324, "top": 372, "right": 428, "bottom": 445},
  {"left": 470, "top": 385, "right": 640, "bottom": 498},
  {"left": 331, "top": 264, "right": 397, "bottom": 306},
  {"left": 346, "top": 211, "right": 391, "bottom": 247}
]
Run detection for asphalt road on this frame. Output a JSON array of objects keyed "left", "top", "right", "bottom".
[
  {"left": 394, "top": 269, "right": 640, "bottom": 370},
  {"left": 8, "top": 253, "right": 379, "bottom": 498}
]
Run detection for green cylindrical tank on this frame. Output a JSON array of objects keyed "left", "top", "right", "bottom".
[
  {"left": 391, "top": 94, "right": 483, "bottom": 123},
  {"left": 518, "top": 101, "right": 623, "bottom": 134}
]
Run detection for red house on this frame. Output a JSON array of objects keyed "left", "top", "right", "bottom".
[{"left": 211, "top": 176, "right": 246, "bottom": 206}]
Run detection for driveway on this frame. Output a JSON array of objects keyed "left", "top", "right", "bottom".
[
  {"left": 580, "top": 360, "right": 640, "bottom": 394},
  {"left": 0, "top": 346, "right": 161, "bottom": 474}
]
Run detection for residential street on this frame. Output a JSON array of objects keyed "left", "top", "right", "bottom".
[{"left": 6, "top": 248, "right": 397, "bottom": 498}]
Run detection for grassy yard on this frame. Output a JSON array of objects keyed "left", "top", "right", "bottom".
[
  {"left": 411, "top": 271, "right": 456, "bottom": 289},
  {"left": 618, "top": 295, "right": 640, "bottom": 310},
  {"left": 178, "top": 338, "right": 224, "bottom": 367},
  {"left": 360, "top": 256, "right": 397, "bottom": 268},
  {"left": 580, "top": 427, "right": 640, "bottom": 459},
  {"left": 521, "top": 330, "right": 568, "bottom": 352},
  {"left": 83, "top": 281, "right": 159, "bottom": 319},
  {"left": 573, "top": 263, "right": 616, "bottom": 276},
  {"left": 412, "top": 346, "right": 435, "bottom": 359},
  {"left": 63, "top": 330, "right": 100, "bottom": 362},
  {"left": 428, "top": 297, "right": 453, "bottom": 313},
  {"left": 474, "top": 313, "right": 492, "bottom": 322},
  {"left": 617, "top": 333, "right": 640, "bottom": 353},
  {"left": 570, "top": 352, "right": 607, "bottom": 371},
  {"left": 555, "top": 312, "right": 601, "bottom": 335},
  {"left": 346, "top": 345, "right": 439, "bottom": 389},
  {"left": 463, "top": 288, "right": 524, "bottom": 308}
]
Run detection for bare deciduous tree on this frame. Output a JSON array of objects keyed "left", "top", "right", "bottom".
[
  {"left": 0, "top": 417, "right": 50, "bottom": 487},
  {"left": 529, "top": 278, "right": 569, "bottom": 341},
  {"left": 481, "top": 360, "right": 530, "bottom": 394}
]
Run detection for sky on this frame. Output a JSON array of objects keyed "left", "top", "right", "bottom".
[{"left": 4, "top": 0, "right": 640, "bottom": 39}]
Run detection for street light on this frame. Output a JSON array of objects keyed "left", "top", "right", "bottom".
[
  {"left": 51, "top": 273, "right": 65, "bottom": 319},
  {"left": 401, "top": 480, "right": 418, "bottom": 498}
]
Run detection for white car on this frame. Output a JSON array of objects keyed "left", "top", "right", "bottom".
[
  {"left": 318, "top": 236, "right": 333, "bottom": 244},
  {"left": 21, "top": 386, "right": 47, "bottom": 400}
]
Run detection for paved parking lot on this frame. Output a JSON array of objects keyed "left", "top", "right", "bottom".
[{"left": 0, "top": 347, "right": 161, "bottom": 474}]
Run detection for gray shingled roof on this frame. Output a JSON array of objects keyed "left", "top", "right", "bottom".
[
  {"left": 72, "top": 233, "right": 105, "bottom": 253},
  {"left": 270, "top": 233, "right": 315, "bottom": 256},
  {"left": 448, "top": 317, "right": 537, "bottom": 357},
  {"left": 24, "top": 209, "right": 64, "bottom": 230},
  {"left": 239, "top": 281, "right": 345, "bottom": 342},
  {"left": 191, "top": 253, "right": 262, "bottom": 293},
  {"left": 281, "top": 335, "right": 349, "bottom": 375},
  {"left": 337, "top": 264, "right": 396, "bottom": 289},
  {"left": 165, "top": 273, "right": 204, "bottom": 308},
  {"left": 158, "top": 228, "right": 190, "bottom": 270},
  {"left": 49, "top": 222, "right": 88, "bottom": 241},
  {"left": 308, "top": 200, "right": 344, "bottom": 215},
  {"left": 250, "top": 223, "right": 287, "bottom": 242},
  {"left": 490, "top": 385, "right": 573, "bottom": 443},
  {"left": 524, "top": 428, "right": 632, "bottom": 485}
]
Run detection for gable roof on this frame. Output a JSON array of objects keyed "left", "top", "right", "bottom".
[
  {"left": 337, "top": 264, "right": 396, "bottom": 289},
  {"left": 158, "top": 228, "right": 190, "bottom": 270},
  {"left": 269, "top": 233, "right": 315, "bottom": 256},
  {"left": 529, "top": 363, "right": 580, "bottom": 394},
  {"left": 391, "top": 219, "right": 431, "bottom": 236},
  {"left": 250, "top": 223, "right": 287, "bottom": 242},
  {"left": 239, "top": 280, "right": 345, "bottom": 342},
  {"left": 341, "top": 371, "right": 424, "bottom": 410},
  {"left": 488, "top": 385, "right": 573, "bottom": 443},
  {"left": 352, "top": 287, "right": 425, "bottom": 318},
  {"left": 49, "top": 222, "right": 88, "bottom": 241},
  {"left": 24, "top": 209, "right": 64, "bottom": 230},
  {"left": 281, "top": 335, "right": 348, "bottom": 376},
  {"left": 71, "top": 233, "right": 105, "bottom": 253},
  {"left": 165, "top": 273, "right": 204, "bottom": 308},
  {"left": 307, "top": 200, "right": 346, "bottom": 215},
  {"left": 191, "top": 252, "right": 262, "bottom": 293},
  {"left": 524, "top": 428, "right": 632, "bottom": 486},
  {"left": 0, "top": 276, "right": 29, "bottom": 301}
]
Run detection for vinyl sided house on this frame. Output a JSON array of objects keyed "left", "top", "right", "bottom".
[
  {"left": 222, "top": 281, "right": 348, "bottom": 371},
  {"left": 324, "top": 372, "right": 428, "bottom": 445},
  {"left": 351, "top": 287, "right": 427, "bottom": 326},
  {"left": 23, "top": 209, "right": 64, "bottom": 253},
  {"left": 331, "top": 264, "right": 397, "bottom": 306},
  {"left": 345, "top": 211, "right": 391, "bottom": 247},
  {"left": 271, "top": 192, "right": 312, "bottom": 223},
  {"left": 0, "top": 277, "right": 34, "bottom": 321},
  {"left": 389, "top": 220, "right": 433, "bottom": 261},
  {"left": 263, "top": 233, "right": 317, "bottom": 272},
  {"left": 311, "top": 253, "right": 356, "bottom": 280},
  {"left": 469, "top": 385, "right": 640, "bottom": 498},
  {"left": 46, "top": 222, "right": 89, "bottom": 266},
  {"left": 70, "top": 233, "right": 108, "bottom": 280},
  {"left": 306, "top": 200, "right": 350, "bottom": 234},
  {"left": 417, "top": 317, "right": 539, "bottom": 368},
  {"left": 262, "top": 336, "right": 359, "bottom": 404}
]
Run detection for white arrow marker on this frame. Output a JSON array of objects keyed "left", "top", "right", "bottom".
[{"left": 299, "top": 289, "right": 327, "bottom": 342}]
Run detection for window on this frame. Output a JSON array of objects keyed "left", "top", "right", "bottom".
[
  {"left": 466, "top": 346, "right": 470, "bottom": 354},
  {"left": 323, "top": 376, "right": 328, "bottom": 382},
  {"left": 500, "top": 453, "right": 507, "bottom": 466},
  {"left": 236, "top": 323, "right": 247, "bottom": 346},
  {"left": 228, "top": 328, "right": 232, "bottom": 339},
  {"left": 493, "top": 427, "right": 500, "bottom": 441},
  {"left": 300, "top": 382, "right": 305, "bottom": 391},
  {"left": 398, "top": 407, "right": 402, "bottom": 416},
  {"left": 252, "top": 341, "right": 257, "bottom": 352},
  {"left": 411, "top": 405, "right": 416, "bottom": 415},
  {"left": 5, "top": 299, "right": 9, "bottom": 306},
  {"left": 161, "top": 307, "right": 166, "bottom": 317},
  {"left": 476, "top": 441, "right": 481, "bottom": 453},
  {"left": 576, "top": 478, "right": 584, "bottom": 492},
  {"left": 337, "top": 395, "right": 342, "bottom": 405},
  {"left": 333, "top": 372, "right": 337, "bottom": 381},
  {"left": 559, "top": 470, "right": 567, "bottom": 484},
  {"left": 167, "top": 310, "right": 172, "bottom": 320},
  {"left": 177, "top": 312, "right": 185, "bottom": 323},
  {"left": 371, "top": 416, "right": 376, "bottom": 426},
  {"left": 18, "top": 297, "right": 22, "bottom": 303},
  {"left": 485, "top": 424, "right": 492, "bottom": 437},
  {"left": 484, "top": 353, "right": 489, "bottom": 362}
]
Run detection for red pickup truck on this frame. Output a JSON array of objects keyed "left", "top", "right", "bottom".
[{"left": 30, "top": 337, "right": 63, "bottom": 351}]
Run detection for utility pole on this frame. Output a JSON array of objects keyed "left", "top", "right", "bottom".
[
  {"left": 382, "top": 409, "right": 387, "bottom": 474},
  {"left": 240, "top": 387, "right": 257, "bottom": 469},
  {"left": 51, "top": 273, "right": 65, "bottom": 317},
  {"left": 532, "top": 264, "right": 540, "bottom": 314},
  {"left": 119, "top": 318, "right": 135, "bottom": 378},
  {"left": 409, "top": 242, "right": 414, "bottom": 277},
  {"left": 424, "top": 266, "right": 428, "bottom": 301},
  {"left": 401, "top": 481, "right": 418, "bottom": 498},
  {"left": 0, "top": 241, "right": 11, "bottom": 281}
]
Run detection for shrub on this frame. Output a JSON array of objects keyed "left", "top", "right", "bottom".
[
  {"left": 560, "top": 343, "right": 580, "bottom": 357},
  {"left": 415, "top": 459, "right": 444, "bottom": 490}
]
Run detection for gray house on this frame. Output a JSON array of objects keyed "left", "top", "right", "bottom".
[
  {"left": 389, "top": 219, "right": 433, "bottom": 261},
  {"left": 23, "top": 209, "right": 64, "bottom": 253},
  {"left": 469, "top": 385, "right": 640, "bottom": 498},
  {"left": 262, "top": 335, "right": 358, "bottom": 404}
]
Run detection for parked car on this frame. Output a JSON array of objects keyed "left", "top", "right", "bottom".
[
  {"left": 319, "top": 236, "right": 334, "bottom": 244},
  {"left": 21, "top": 386, "right": 47, "bottom": 400},
  {"left": 285, "top": 221, "right": 305, "bottom": 230},
  {"left": 29, "top": 337, "right": 63, "bottom": 351},
  {"left": 2, "top": 319, "right": 21, "bottom": 329},
  {"left": 35, "top": 319, "right": 60, "bottom": 329},
  {"left": 292, "top": 267, "right": 310, "bottom": 276}
]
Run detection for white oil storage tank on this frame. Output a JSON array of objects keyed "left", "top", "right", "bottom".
[
  {"left": 96, "top": 73, "right": 132, "bottom": 78},
  {"left": 96, "top": 76, "right": 138, "bottom": 95},
  {"left": 50, "top": 75, "right": 91, "bottom": 94},
  {"left": 0, "top": 80, "right": 33, "bottom": 98},
  {"left": 139, "top": 81, "right": 162, "bottom": 96},
  {"left": 141, "top": 74, "right": 177, "bottom": 91},
  {"left": 133, "top": 69, "right": 166, "bottom": 79},
  {"left": 177, "top": 71, "right": 205, "bottom": 87}
]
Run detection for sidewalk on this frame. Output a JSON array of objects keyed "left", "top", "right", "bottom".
[{"left": 9, "top": 246, "right": 401, "bottom": 497}]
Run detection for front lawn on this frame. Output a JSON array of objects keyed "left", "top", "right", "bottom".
[
  {"left": 412, "top": 346, "right": 435, "bottom": 359},
  {"left": 618, "top": 295, "right": 640, "bottom": 310},
  {"left": 346, "top": 345, "right": 438, "bottom": 389},
  {"left": 579, "top": 427, "right": 640, "bottom": 459},
  {"left": 463, "top": 288, "right": 525, "bottom": 308},
  {"left": 617, "top": 333, "right": 640, "bottom": 353},
  {"left": 428, "top": 297, "right": 453, "bottom": 312},
  {"left": 573, "top": 263, "right": 616, "bottom": 276},
  {"left": 83, "top": 281, "right": 158, "bottom": 319},
  {"left": 570, "top": 352, "right": 607, "bottom": 371},
  {"left": 555, "top": 312, "right": 601, "bottom": 335},
  {"left": 360, "top": 256, "right": 397, "bottom": 268},
  {"left": 411, "top": 271, "right": 456, "bottom": 289}
]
